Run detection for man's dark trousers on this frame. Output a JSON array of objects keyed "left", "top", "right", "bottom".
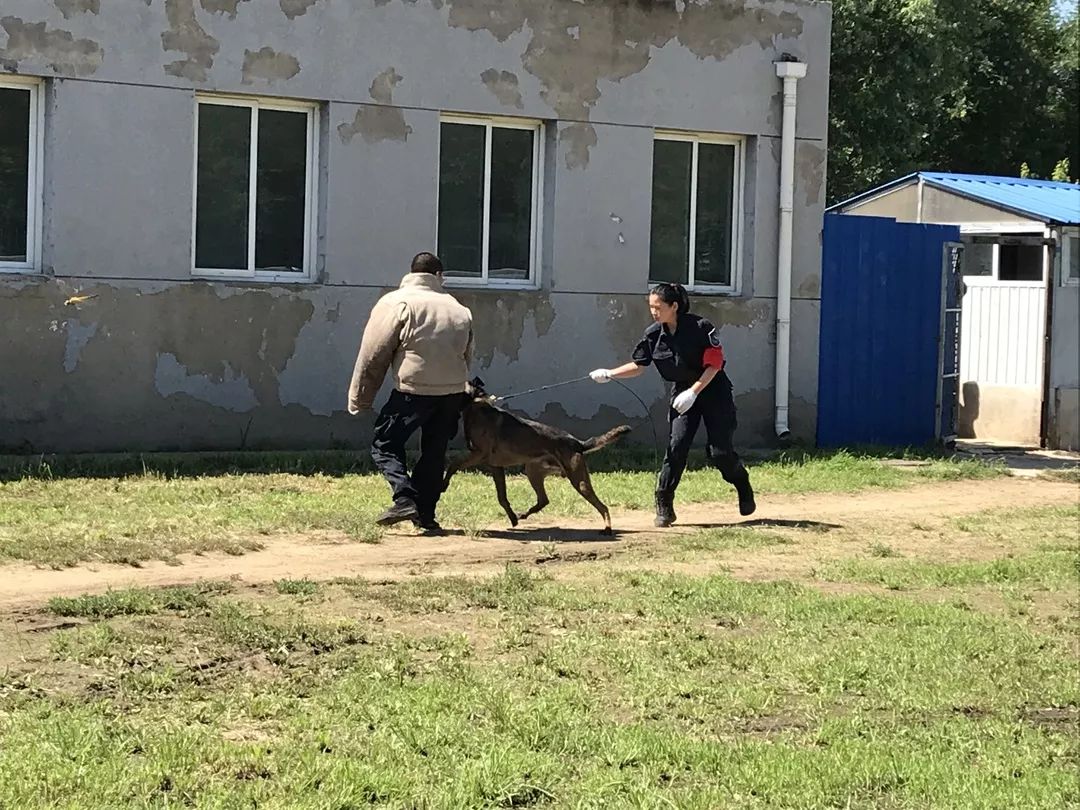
[{"left": 371, "top": 389, "right": 464, "bottom": 520}]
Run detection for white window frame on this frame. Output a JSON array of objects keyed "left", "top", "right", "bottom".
[
  {"left": 0, "top": 76, "right": 44, "bottom": 274},
  {"left": 192, "top": 94, "right": 319, "bottom": 282},
  {"left": 650, "top": 131, "right": 745, "bottom": 295},
  {"left": 436, "top": 114, "right": 544, "bottom": 290},
  {"left": 1060, "top": 227, "right": 1080, "bottom": 287},
  {"left": 960, "top": 224, "right": 1050, "bottom": 285}
]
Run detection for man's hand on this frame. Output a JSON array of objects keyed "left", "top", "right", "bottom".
[
  {"left": 672, "top": 389, "right": 697, "bottom": 415},
  {"left": 347, "top": 401, "right": 372, "bottom": 416},
  {"left": 589, "top": 369, "right": 613, "bottom": 384}
]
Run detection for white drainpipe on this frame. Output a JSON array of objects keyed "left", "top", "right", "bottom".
[{"left": 774, "top": 59, "right": 807, "bottom": 440}]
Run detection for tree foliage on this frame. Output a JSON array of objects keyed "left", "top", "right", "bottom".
[{"left": 828, "top": 0, "right": 1079, "bottom": 203}]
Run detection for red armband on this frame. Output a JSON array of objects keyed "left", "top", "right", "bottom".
[{"left": 703, "top": 346, "right": 725, "bottom": 369}]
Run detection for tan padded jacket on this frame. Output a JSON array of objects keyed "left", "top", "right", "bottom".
[{"left": 347, "top": 273, "right": 473, "bottom": 413}]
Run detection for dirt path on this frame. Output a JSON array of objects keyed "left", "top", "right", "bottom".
[{"left": 0, "top": 477, "right": 1074, "bottom": 611}]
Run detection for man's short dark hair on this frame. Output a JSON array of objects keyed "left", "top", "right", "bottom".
[{"left": 411, "top": 252, "right": 444, "bottom": 275}]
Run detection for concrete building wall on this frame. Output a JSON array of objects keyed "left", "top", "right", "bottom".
[
  {"left": 45, "top": 80, "right": 196, "bottom": 282},
  {"left": 323, "top": 103, "right": 443, "bottom": 287},
  {"left": 919, "top": 187, "right": 1039, "bottom": 226},
  {"left": 1049, "top": 278, "right": 1079, "bottom": 451},
  {"left": 840, "top": 184, "right": 1044, "bottom": 228},
  {"left": 840, "top": 184, "right": 919, "bottom": 222},
  {"left": 0, "top": 0, "right": 832, "bottom": 453}
]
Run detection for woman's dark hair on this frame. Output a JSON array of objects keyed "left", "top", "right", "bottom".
[{"left": 650, "top": 282, "right": 691, "bottom": 315}]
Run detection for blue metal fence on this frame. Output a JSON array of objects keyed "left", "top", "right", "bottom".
[{"left": 817, "top": 214, "right": 961, "bottom": 447}]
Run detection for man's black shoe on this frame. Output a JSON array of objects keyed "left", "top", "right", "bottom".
[
  {"left": 375, "top": 500, "right": 419, "bottom": 526},
  {"left": 738, "top": 485, "right": 757, "bottom": 517},
  {"left": 412, "top": 516, "right": 446, "bottom": 536}
]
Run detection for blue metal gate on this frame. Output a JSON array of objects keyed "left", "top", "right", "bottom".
[{"left": 817, "top": 214, "right": 962, "bottom": 447}]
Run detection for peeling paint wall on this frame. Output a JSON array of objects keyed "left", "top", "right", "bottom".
[
  {"left": 241, "top": 45, "right": 300, "bottom": 85},
  {"left": 1, "top": 0, "right": 831, "bottom": 453},
  {"left": 480, "top": 68, "right": 524, "bottom": 110},
  {"left": 54, "top": 1, "right": 100, "bottom": 21},
  {"left": 336, "top": 68, "right": 414, "bottom": 144},
  {"left": 1, "top": 0, "right": 829, "bottom": 136},
  {"left": 323, "top": 103, "right": 440, "bottom": 286},
  {"left": 0, "top": 15, "right": 103, "bottom": 76}
]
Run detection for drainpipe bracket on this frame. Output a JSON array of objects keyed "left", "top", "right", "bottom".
[{"left": 775, "top": 61, "right": 807, "bottom": 79}]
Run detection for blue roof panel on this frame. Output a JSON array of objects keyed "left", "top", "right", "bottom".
[
  {"left": 830, "top": 172, "right": 1080, "bottom": 224},
  {"left": 920, "top": 173, "right": 1080, "bottom": 224}
]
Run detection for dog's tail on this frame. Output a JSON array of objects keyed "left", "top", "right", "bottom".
[{"left": 581, "top": 425, "right": 632, "bottom": 454}]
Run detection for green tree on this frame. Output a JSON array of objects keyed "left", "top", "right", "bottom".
[{"left": 828, "top": 0, "right": 1078, "bottom": 203}]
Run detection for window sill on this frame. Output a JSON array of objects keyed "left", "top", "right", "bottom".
[
  {"left": 0, "top": 266, "right": 42, "bottom": 277},
  {"left": 192, "top": 271, "right": 315, "bottom": 286},
  {"left": 443, "top": 278, "right": 540, "bottom": 292},
  {"left": 687, "top": 286, "right": 739, "bottom": 296},
  {"left": 647, "top": 283, "right": 740, "bottom": 297}
]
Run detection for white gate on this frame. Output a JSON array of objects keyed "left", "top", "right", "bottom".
[
  {"left": 959, "top": 278, "right": 1047, "bottom": 444},
  {"left": 960, "top": 280, "right": 1047, "bottom": 386}
]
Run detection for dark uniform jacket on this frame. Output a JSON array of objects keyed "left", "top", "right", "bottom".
[{"left": 632, "top": 314, "right": 731, "bottom": 393}]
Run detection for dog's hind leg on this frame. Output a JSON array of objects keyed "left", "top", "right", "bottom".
[
  {"left": 442, "top": 448, "right": 486, "bottom": 492},
  {"left": 565, "top": 454, "right": 612, "bottom": 535},
  {"left": 517, "top": 461, "right": 550, "bottom": 522},
  {"left": 490, "top": 467, "right": 519, "bottom": 527}
]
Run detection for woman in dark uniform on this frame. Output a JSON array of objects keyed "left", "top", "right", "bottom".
[{"left": 589, "top": 282, "right": 755, "bottom": 526}]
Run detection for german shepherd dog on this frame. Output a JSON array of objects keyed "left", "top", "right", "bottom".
[{"left": 442, "top": 378, "right": 631, "bottom": 534}]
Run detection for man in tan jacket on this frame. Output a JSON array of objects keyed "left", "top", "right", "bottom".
[{"left": 348, "top": 252, "right": 474, "bottom": 533}]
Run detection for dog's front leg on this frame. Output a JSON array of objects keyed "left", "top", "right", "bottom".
[
  {"left": 443, "top": 448, "right": 486, "bottom": 492},
  {"left": 490, "top": 468, "right": 519, "bottom": 527}
]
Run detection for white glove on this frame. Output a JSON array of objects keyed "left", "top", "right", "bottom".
[
  {"left": 589, "top": 369, "right": 613, "bottom": 384},
  {"left": 672, "top": 389, "right": 698, "bottom": 415}
]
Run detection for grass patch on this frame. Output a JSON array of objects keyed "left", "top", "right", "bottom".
[
  {"left": 820, "top": 505, "right": 1080, "bottom": 591},
  {"left": 0, "top": 449, "right": 1005, "bottom": 568},
  {"left": 1041, "top": 468, "right": 1080, "bottom": 483},
  {"left": 274, "top": 579, "right": 319, "bottom": 597},
  {"left": 0, "top": 473, "right": 385, "bottom": 568},
  {"left": 952, "top": 504, "right": 1080, "bottom": 545},
  {"left": 822, "top": 551, "right": 1079, "bottom": 590},
  {"left": 2, "top": 565, "right": 1076, "bottom": 809},
  {"left": 670, "top": 526, "right": 798, "bottom": 553},
  {"left": 205, "top": 601, "right": 368, "bottom": 662},
  {"left": 0, "top": 450, "right": 377, "bottom": 482},
  {"left": 47, "top": 582, "right": 232, "bottom": 619}
]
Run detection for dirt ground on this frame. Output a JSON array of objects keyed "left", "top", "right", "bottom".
[{"left": 1, "top": 476, "right": 1074, "bottom": 612}]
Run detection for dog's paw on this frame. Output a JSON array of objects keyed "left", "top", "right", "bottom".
[{"left": 600, "top": 526, "right": 613, "bottom": 536}]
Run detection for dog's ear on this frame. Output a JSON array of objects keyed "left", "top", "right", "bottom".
[{"left": 467, "top": 376, "right": 486, "bottom": 397}]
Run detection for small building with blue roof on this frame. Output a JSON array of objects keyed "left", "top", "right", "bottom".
[{"left": 829, "top": 172, "right": 1079, "bottom": 450}]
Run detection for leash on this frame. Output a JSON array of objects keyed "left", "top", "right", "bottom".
[
  {"left": 493, "top": 375, "right": 661, "bottom": 469},
  {"left": 611, "top": 378, "right": 662, "bottom": 470},
  {"left": 493, "top": 375, "right": 592, "bottom": 402}
]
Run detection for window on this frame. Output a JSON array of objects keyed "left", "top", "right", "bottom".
[
  {"left": 961, "top": 240, "right": 994, "bottom": 276},
  {"left": 437, "top": 117, "right": 543, "bottom": 286},
  {"left": 0, "top": 77, "right": 42, "bottom": 272},
  {"left": 649, "top": 133, "right": 743, "bottom": 292},
  {"left": 193, "top": 96, "right": 318, "bottom": 280},
  {"left": 1062, "top": 229, "right": 1079, "bottom": 286},
  {"left": 997, "top": 241, "right": 1044, "bottom": 282}
]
